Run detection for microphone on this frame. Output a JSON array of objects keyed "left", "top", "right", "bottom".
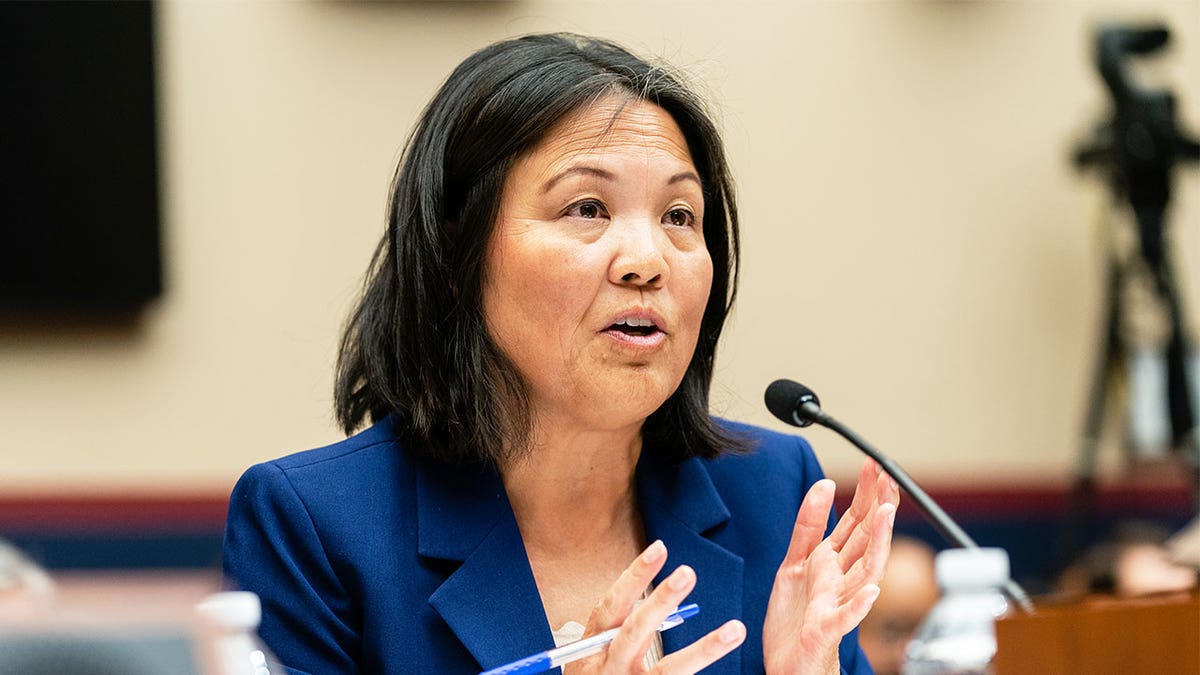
[{"left": 765, "top": 378, "right": 1036, "bottom": 615}]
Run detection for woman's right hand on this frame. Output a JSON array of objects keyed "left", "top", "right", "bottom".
[{"left": 565, "top": 540, "right": 745, "bottom": 674}]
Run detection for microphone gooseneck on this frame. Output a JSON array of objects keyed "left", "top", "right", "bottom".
[{"left": 765, "top": 378, "right": 1036, "bottom": 615}]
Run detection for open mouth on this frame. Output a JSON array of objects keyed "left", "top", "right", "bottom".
[{"left": 607, "top": 317, "right": 661, "bottom": 337}]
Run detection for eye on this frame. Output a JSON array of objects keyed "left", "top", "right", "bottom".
[
  {"left": 565, "top": 199, "right": 608, "bottom": 220},
  {"left": 663, "top": 208, "right": 696, "bottom": 228}
]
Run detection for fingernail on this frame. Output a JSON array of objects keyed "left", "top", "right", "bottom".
[
  {"left": 719, "top": 621, "right": 744, "bottom": 644},
  {"left": 668, "top": 565, "right": 692, "bottom": 590},
  {"left": 642, "top": 540, "right": 665, "bottom": 564}
]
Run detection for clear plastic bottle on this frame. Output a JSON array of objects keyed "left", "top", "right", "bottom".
[
  {"left": 195, "top": 591, "right": 276, "bottom": 675},
  {"left": 901, "top": 547, "right": 1011, "bottom": 675}
]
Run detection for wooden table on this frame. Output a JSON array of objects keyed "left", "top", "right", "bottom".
[{"left": 994, "top": 592, "right": 1200, "bottom": 674}]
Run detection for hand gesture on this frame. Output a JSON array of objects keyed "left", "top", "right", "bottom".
[
  {"left": 565, "top": 540, "right": 745, "bottom": 674},
  {"left": 762, "top": 459, "right": 899, "bottom": 675}
]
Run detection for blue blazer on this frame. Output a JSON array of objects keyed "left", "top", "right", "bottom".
[{"left": 222, "top": 416, "right": 873, "bottom": 674}]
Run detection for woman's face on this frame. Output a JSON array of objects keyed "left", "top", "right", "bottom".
[{"left": 482, "top": 97, "right": 714, "bottom": 435}]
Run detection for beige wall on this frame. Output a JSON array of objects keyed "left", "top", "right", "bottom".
[{"left": 1, "top": 0, "right": 1197, "bottom": 493}]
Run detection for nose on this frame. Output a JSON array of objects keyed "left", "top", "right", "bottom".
[{"left": 608, "top": 217, "right": 668, "bottom": 288}]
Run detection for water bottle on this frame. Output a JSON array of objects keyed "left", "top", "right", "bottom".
[
  {"left": 195, "top": 591, "right": 275, "bottom": 675},
  {"left": 901, "top": 547, "right": 1011, "bottom": 675}
]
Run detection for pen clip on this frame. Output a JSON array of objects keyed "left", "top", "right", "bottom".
[{"left": 661, "top": 602, "right": 700, "bottom": 629}]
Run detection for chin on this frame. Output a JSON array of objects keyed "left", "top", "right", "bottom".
[{"left": 585, "top": 382, "right": 680, "bottom": 428}]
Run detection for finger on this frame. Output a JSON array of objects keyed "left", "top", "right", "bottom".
[
  {"left": 805, "top": 541, "right": 844, "bottom": 611},
  {"left": 585, "top": 539, "right": 668, "bottom": 635},
  {"left": 865, "top": 502, "right": 896, "bottom": 582},
  {"left": 826, "top": 459, "right": 880, "bottom": 550},
  {"left": 835, "top": 494, "right": 884, "bottom": 572},
  {"left": 835, "top": 460, "right": 882, "bottom": 540},
  {"left": 780, "top": 543, "right": 851, "bottom": 653},
  {"left": 839, "top": 502, "right": 897, "bottom": 597},
  {"left": 836, "top": 467, "right": 900, "bottom": 571},
  {"left": 881, "top": 472, "right": 901, "bottom": 510},
  {"left": 653, "top": 620, "right": 745, "bottom": 675},
  {"left": 782, "top": 479, "right": 835, "bottom": 565},
  {"left": 606, "top": 564, "right": 697, "bottom": 667},
  {"left": 801, "top": 538, "right": 878, "bottom": 638},
  {"left": 827, "top": 583, "right": 881, "bottom": 638}
]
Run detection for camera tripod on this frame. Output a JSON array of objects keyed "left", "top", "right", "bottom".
[{"left": 1063, "top": 24, "right": 1200, "bottom": 567}]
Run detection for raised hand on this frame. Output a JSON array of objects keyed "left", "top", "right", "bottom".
[
  {"left": 565, "top": 540, "right": 745, "bottom": 674},
  {"left": 762, "top": 459, "right": 900, "bottom": 675}
]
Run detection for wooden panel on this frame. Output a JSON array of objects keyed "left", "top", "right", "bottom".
[{"left": 995, "top": 593, "right": 1200, "bottom": 674}]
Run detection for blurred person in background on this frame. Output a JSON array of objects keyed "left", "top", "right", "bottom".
[
  {"left": 1058, "top": 521, "right": 1198, "bottom": 598},
  {"left": 855, "top": 537, "right": 939, "bottom": 675}
]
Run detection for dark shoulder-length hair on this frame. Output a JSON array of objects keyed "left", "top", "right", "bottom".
[{"left": 334, "top": 33, "right": 743, "bottom": 465}]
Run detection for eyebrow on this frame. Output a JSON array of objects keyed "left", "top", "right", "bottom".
[
  {"left": 668, "top": 171, "right": 703, "bottom": 187},
  {"left": 540, "top": 166, "right": 702, "bottom": 194}
]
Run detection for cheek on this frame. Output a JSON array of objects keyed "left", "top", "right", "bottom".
[
  {"left": 486, "top": 237, "right": 599, "bottom": 345},
  {"left": 681, "top": 252, "right": 715, "bottom": 322}
]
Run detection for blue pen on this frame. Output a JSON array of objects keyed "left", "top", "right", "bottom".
[{"left": 479, "top": 603, "right": 700, "bottom": 675}]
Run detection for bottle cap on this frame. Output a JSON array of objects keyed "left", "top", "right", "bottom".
[
  {"left": 935, "top": 547, "right": 1010, "bottom": 590},
  {"left": 196, "top": 591, "right": 263, "bottom": 630}
]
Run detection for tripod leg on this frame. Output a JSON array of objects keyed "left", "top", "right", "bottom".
[
  {"left": 1058, "top": 250, "right": 1124, "bottom": 573},
  {"left": 1151, "top": 247, "right": 1200, "bottom": 508}
]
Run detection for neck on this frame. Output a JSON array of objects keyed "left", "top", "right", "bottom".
[{"left": 501, "top": 418, "right": 644, "bottom": 552}]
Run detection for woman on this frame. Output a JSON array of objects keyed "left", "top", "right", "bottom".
[{"left": 223, "top": 33, "right": 897, "bottom": 674}]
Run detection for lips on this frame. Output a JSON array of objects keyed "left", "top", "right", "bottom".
[
  {"left": 602, "top": 310, "right": 667, "bottom": 348},
  {"left": 609, "top": 316, "right": 658, "bottom": 336}
]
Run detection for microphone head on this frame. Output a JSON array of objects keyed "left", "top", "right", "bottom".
[{"left": 764, "top": 379, "right": 821, "bottom": 428}]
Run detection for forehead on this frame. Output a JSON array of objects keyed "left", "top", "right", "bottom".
[{"left": 521, "top": 96, "right": 696, "bottom": 173}]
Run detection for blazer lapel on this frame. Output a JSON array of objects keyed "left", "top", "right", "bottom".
[
  {"left": 415, "top": 453, "right": 746, "bottom": 673},
  {"left": 417, "top": 457, "right": 553, "bottom": 672},
  {"left": 638, "top": 455, "right": 744, "bottom": 674}
]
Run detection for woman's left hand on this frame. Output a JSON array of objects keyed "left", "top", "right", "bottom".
[{"left": 762, "top": 458, "right": 899, "bottom": 675}]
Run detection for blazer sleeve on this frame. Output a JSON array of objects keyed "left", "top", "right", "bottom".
[
  {"left": 840, "top": 626, "right": 873, "bottom": 675},
  {"left": 222, "top": 462, "right": 361, "bottom": 675}
]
